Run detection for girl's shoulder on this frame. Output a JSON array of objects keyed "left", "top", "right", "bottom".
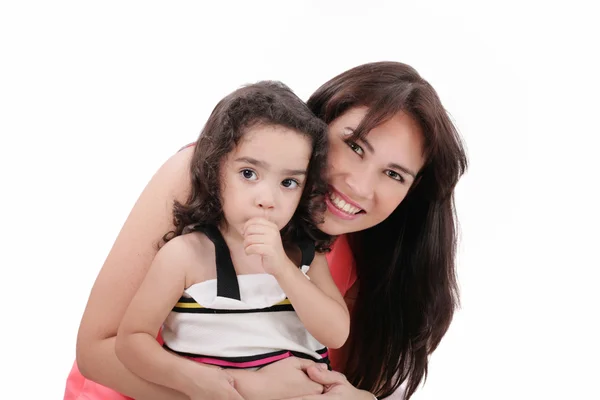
[{"left": 158, "top": 231, "right": 217, "bottom": 283}]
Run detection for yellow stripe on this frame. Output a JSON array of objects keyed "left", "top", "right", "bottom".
[
  {"left": 175, "top": 298, "right": 290, "bottom": 309},
  {"left": 175, "top": 302, "right": 204, "bottom": 308}
]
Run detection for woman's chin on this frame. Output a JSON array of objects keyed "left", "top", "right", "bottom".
[{"left": 320, "top": 213, "right": 360, "bottom": 236}]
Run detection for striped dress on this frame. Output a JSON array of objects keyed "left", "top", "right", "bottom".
[
  {"left": 161, "top": 224, "right": 329, "bottom": 369},
  {"left": 63, "top": 234, "right": 357, "bottom": 400}
]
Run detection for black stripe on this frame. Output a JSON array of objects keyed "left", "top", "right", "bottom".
[
  {"left": 165, "top": 344, "right": 289, "bottom": 362},
  {"left": 204, "top": 225, "right": 241, "bottom": 300},
  {"left": 189, "top": 225, "right": 241, "bottom": 301},
  {"left": 172, "top": 304, "right": 295, "bottom": 314},
  {"left": 176, "top": 296, "right": 197, "bottom": 303},
  {"left": 290, "top": 351, "right": 331, "bottom": 370},
  {"left": 298, "top": 239, "right": 316, "bottom": 267}
]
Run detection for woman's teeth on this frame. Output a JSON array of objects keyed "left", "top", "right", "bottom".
[{"left": 329, "top": 192, "right": 361, "bottom": 214}]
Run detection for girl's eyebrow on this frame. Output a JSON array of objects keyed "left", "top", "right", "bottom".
[
  {"left": 235, "top": 156, "right": 267, "bottom": 169},
  {"left": 235, "top": 156, "right": 306, "bottom": 176}
]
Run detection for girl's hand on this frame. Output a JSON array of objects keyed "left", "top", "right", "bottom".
[
  {"left": 243, "top": 217, "right": 291, "bottom": 276},
  {"left": 283, "top": 364, "right": 376, "bottom": 400}
]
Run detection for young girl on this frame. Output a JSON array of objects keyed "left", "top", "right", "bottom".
[{"left": 114, "top": 81, "right": 350, "bottom": 400}]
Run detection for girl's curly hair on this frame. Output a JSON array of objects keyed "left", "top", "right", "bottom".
[{"left": 164, "top": 81, "right": 332, "bottom": 252}]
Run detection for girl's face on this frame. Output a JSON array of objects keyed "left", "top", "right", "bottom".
[
  {"left": 220, "top": 124, "right": 312, "bottom": 238},
  {"left": 319, "top": 107, "right": 426, "bottom": 236}
]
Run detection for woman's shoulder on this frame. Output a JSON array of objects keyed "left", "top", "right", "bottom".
[
  {"left": 159, "top": 144, "right": 194, "bottom": 188},
  {"left": 325, "top": 235, "right": 358, "bottom": 296},
  {"left": 137, "top": 144, "right": 195, "bottom": 210},
  {"left": 326, "top": 235, "right": 353, "bottom": 264},
  {"left": 177, "top": 142, "right": 196, "bottom": 152}
]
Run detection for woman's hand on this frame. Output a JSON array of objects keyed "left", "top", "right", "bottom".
[
  {"left": 184, "top": 365, "right": 244, "bottom": 400},
  {"left": 231, "top": 357, "right": 324, "bottom": 400},
  {"left": 283, "top": 364, "right": 376, "bottom": 400}
]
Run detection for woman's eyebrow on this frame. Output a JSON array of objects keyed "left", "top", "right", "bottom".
[
  {"left": 357, "top": 137, "right": 417, "bottom": 178},
  {"left": 387, "top": 162, "right": 417, "bottom": 178}
]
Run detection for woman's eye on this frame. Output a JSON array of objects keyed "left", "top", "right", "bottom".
[
  {"left": 281, "top": 179, "right": 299, "bottom": 189},
  {"left": 346, "top": 140, "right": 364, "bottom": 156},
  {"left": 385, "top": 170, "right": 405, "bottom": 183},
  {"left": 241, "top": 169, "right": 257, "bottom": 180}
]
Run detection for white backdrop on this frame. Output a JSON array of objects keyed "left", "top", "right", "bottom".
[{"left": 1, "top": 1, "right": 598, "bottom": 399}]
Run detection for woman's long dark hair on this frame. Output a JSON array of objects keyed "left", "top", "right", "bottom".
[
  {"left": 308, "top": 62, "right": 468, "bottom": 398},
  {"left": 165, "top": 81, "right": 331, "bottom": 251}
]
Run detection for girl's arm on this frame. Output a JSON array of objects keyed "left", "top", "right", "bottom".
[
  {"left": 328, "top": 281, "right": 359, "bottom": 371},
  {"left": 243, "top": 218, "right": 350, "bottom": 348},
  {"left": 115, "top": 236, "right": 243, "bottom": 400},
  {"left": 276, "top": 253, "right": 350, "bottom": 349}
]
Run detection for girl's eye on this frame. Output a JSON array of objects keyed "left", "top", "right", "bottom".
[
  {"left": 241, "top": 169, "right": 257, "bottom": 180},
  {"left": 346, "top": 140, "right": 364, "bottom": 156},
  {"left": 385, "top": 170, "right": 405, "bottom": 183},
  {"left": 281, "top": 179, "right": 299, "bottom": 189}
]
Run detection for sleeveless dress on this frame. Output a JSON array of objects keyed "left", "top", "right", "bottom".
[
  {"left": 161, "top": 224, "right": 329, "bottom": 369},
  {"left": 63, "top": 234, "right": 357, "bottom": 400}
]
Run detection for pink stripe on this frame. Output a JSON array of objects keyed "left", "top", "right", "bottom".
[
  {"left": 186, "top": 349, "right": 329, "bottom": 368},
  {"left": 187, "top": 351, "right": 293, "bottom": 368}
]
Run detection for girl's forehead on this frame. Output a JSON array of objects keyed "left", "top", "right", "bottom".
[
  {"left": 230, "top": 125, "right": 312, "bottom": 164},
  {"left": 238, "top": 124, "right": 308, "bottom": 146}
]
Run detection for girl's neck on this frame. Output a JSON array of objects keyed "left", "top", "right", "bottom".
[
  {"left": 217, "top": 222, "right": 244, "bottom": 251},
  {"left": 217, "top": 221, "right": 266, "bottom": 275}
]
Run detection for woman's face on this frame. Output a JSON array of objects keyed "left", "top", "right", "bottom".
[{"left": 319, "top": 107, "right": 425, "bottom": 236}]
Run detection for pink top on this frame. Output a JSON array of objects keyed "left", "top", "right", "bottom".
[{"left": 63, "top": 236, "right": 357, "bottom": 400}]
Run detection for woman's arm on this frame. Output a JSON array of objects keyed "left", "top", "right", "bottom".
[
  {"left": 76, "top": 147, "right": 194, "bottom": 399},
  {"left": 276, "top": 253, "right": 350, "bottom": 349}
]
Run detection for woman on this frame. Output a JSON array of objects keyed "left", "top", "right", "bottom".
[{"left": 67, "top": 61, "right": 467, "bottom": 400}]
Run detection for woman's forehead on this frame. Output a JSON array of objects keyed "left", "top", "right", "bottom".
[{"left": 332, "top": 106, "right": 425, "bottom": 173}]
